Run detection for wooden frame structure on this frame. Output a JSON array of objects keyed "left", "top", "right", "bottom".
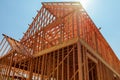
[{"left": 0, "top": 2, "right": 120, "bottom": 80}]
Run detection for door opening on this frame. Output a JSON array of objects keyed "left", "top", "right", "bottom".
[{"left": 88, "top": 58, "right": 98, "bottom": 80}]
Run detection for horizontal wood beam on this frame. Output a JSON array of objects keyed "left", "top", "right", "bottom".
[{"left": 33, "top": 37, "right": 78, "bottom": 57}]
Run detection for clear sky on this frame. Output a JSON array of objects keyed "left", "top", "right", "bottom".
[{"left": 0, "top": 0, "right": 120, "bottom": 60}]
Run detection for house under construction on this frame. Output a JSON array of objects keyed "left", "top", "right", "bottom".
[{"left": 0, "top": 2, "right": 120, "bottom": 80}]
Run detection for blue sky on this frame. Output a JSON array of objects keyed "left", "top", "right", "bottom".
[{"left": 0, "top": 0, "right": 120, "bottom": 60}]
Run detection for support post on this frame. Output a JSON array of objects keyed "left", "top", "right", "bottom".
[
  {"left": 77, "top": 41, "right": 83, "bottom": 80},
  {"left": 28, "top": 58, "right": 33, "bottom": 80}
]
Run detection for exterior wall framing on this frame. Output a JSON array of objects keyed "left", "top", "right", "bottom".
[{"left": 0, "top": 2, "right": 120, "bottom": 80}]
